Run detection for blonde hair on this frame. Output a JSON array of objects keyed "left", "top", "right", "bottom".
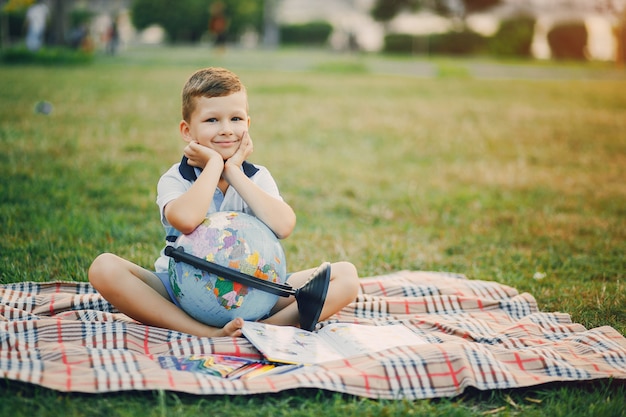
[{"left": 181, "top": 67, "right": 246, "bottom": 121}]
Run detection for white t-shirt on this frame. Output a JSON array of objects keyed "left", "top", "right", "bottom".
[{"left": 154, "top": 159, "right": 283, "bottom": 272}]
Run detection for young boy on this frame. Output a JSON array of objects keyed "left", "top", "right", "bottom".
[{"left": 88, "top": 67, "right": 360, "bottom": 338}]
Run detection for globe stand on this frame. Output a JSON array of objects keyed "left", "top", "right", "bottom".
[{"left": 165, "top": 245, "right": 330, "bottom": 331}]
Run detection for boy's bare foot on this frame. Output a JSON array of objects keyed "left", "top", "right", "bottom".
[{"left": 206, "top": 317, "right": 244, "bottom": 338}]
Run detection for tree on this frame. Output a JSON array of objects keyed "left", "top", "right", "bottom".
[
  {"left": 371, "top": 0, "right": 501, "bottom": 28},
  {"left": 48, "top": 0, "right": 73, "bottom": 46},
  {"left": 0, "top": 0, "right": 75, "bottom": 47},
  {"left": 547, "top": 21, "right": 588, "bottom": 60},
  {"left": 488, "top": 16, "right": 535, "bottom": 57},
  {"left": 132, "top": 0, "right": 209, "bottom": 42},
  {"left": 371, "top": 0, "right": 416, "bottom": 22},
  {"left": 131, "top": 0, "right": 263, "bottom": 44}
]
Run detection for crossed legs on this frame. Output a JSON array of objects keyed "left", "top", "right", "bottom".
[{"left": 88, "top": 253, "right": 360, "bottom": 337}]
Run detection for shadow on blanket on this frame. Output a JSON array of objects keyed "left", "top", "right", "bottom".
[{"left": 1, "top": 271, "right": 625, "bottom": 399}]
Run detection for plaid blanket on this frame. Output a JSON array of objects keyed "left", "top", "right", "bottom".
[{"left": 1, "top": 271, "right": 625, "bottom": 399}]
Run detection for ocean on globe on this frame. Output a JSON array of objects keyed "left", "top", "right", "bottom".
[{"left": 168, "top": 211, "right": 287, "bottom": 327}]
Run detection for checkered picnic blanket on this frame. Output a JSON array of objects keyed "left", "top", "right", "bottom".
[{"left": 1, "top": 271, "right": 625, "bottom": 399}]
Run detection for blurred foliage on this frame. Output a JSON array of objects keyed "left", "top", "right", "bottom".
[
  {"left": 0, "top": 6, "right": 94, "bottom": 48},
  {"left": 382, "top": 33, "right": 417, "bottom": 54},
  {"left": 371, "top": 0, "right": 501, "bottom": 22},
  {"left": 2, "top": 0, "right": 34, "bottom": 13},
  {"left": 279, "top": 21, "right": 333, "bottom": 46},
  {"left": 0, "top": 45, "right": 94, "bottom": 65},
  {"left": 0, "top": 8, "right": 26, "bottom": 43},
  {"left": 547, "top": 21, "right": 589, "bottom": 60},
  {"left": 224, "top": 0, "right": 263, "bottom": 43},
  {"left": 422, "top": 30, "right": 487, "bottom": 54},
  {"left": 69, "top": 8, "right": 94, "bottom": 27},
  {"left": 130, "top": 0, "right": 262, "bottom": 43},
  {"left": 488, "top": 16, "right": 536, "bottom": 57},
  {"left": 372, "top": 0, "right": 417, "bottom": 21},
  {"left": 384, "top": 30, "right": 487, "bottom": 55},
  {"left": 131, "top": 0, "right": 209, "bottom": 42}
]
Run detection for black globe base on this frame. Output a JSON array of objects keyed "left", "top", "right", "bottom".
[{"left": 165, "top": 246, "right": 329, "bottom": 331}]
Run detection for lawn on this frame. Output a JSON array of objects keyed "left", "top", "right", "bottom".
[{"left": 1, "top": 46, "right": 625, "bottom": 416}]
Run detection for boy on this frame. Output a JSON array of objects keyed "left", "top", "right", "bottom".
[{"left": 89, "top": 67, "right": 360, "bottom": 338}]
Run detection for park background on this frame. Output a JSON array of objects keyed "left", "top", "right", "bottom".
[
  {"left": 1, "top": 0, "right": 625, "bottom": 416},
  {"left": 1, "top": 0, "right": 625, "bottom": 63}
]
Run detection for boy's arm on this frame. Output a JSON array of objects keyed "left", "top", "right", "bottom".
[
  {"left": 163, "top": 146, "right": 224, "bottom": 234},
  {"left": 223, "top": 163, "right": 296, "bottom": 239},
  {"left": 224, "top": 131, "right": 296, "bottom": 239}
]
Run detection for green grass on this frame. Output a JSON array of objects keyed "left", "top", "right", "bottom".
[{"left": 1, "top": 46, "right": 625, "bottom": 416}]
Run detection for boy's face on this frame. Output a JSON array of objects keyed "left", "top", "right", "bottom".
[{"left": 181, "top": 90, "right": 250, "bottom": 160}]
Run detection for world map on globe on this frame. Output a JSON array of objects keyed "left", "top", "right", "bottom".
[{"left": 168, "top": 211, "right": 287, "bottom": 327}]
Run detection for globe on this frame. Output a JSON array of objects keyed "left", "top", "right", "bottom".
[{"left": 168, "top": 211, "right": 287, "bottom": 327}]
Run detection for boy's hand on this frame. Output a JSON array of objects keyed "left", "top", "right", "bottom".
[
  {"left": 184, "top": 141, "right": 223, "bottom": 170},
  {"left": 225, "top": 131, "right": 253, "bottom": 169}
]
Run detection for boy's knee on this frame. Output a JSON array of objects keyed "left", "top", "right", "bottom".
[
  {"left": 332, "top": 261, "right": 360, "bottom": 298},
  {"left": 88, "top": 253, "right": 118, "bottom": 286},
  {"left": 335, "top": 261, "right": 357, "bottom": 278}
]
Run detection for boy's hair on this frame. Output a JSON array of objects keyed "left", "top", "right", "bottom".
[{"left": 181, "top": 67, "right": 246, "bottom": 121}]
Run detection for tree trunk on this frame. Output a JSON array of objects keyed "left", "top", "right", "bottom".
[
  {"left": 49, "top": 0, "right": 73, "bottom": 46},
  {"left": 617, "top": 8, "right": 626, "bottom": 67},
  {"left": 0, "top": 0, "right": 8, "bottom": 49},
  {"left": 263, "top": 0, "right": 279, "bottom": 48}
]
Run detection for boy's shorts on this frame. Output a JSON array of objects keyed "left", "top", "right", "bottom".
[{"left": 154, "top": 271, "right": 182, "bottom": 308}]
